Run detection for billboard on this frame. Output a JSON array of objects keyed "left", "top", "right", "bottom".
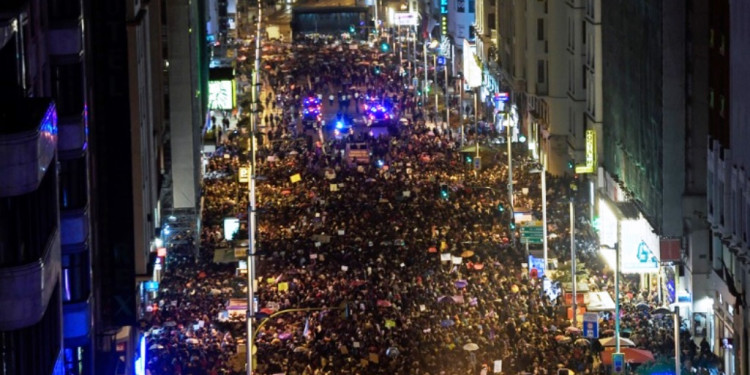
[
  {"left": 620, "top": 215, "right": 660, "bottom": 273},
  {"left": 208, "top": 80, "right": 236, "bottom": 110},
  {"left": 394, "top": 12, "right": 419, "bottom": 26},
  {"left": 462, "top": 40, "right": 482, "bottom": 88}
]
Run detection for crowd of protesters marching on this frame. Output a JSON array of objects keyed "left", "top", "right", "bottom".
[{"left": 141, "top": 32, "right": 724, "bottom": 375}]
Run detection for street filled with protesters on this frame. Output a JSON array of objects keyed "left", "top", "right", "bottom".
[{"left": 142, "top": 31, "right": 723, "bottom": 375}]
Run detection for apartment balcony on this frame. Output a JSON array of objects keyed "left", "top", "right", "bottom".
[
  {"left": 0, "top": 230, "right": 61, "bottom": 331},
  {"left": 58, "top": 113, "right": 87, "bottom": 156},
  {"left": 61, "top": 207, "right": 89, "bottom": 246},
  {"left": 63, "top": 298, "right": 92, "bottom": 345},
  {"left": 0, "top": 100, "right": 57, "bottom": 197},
  {"left": 47, "top": 18, "right": 83, "bottom": 57}
]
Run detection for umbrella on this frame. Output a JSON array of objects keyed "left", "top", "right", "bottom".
[
  {"left": 461, "top": 250, "right": 475, "bottom": 258},
  {"left": 164, "top": 321, "right": 177, "bottom": 327},
  {"left": 278, "top": 332, "right": 292, "bottom": 340},
  {"left": 598, "top": 336, "right": 635, "bottom": 347},
  {"left": 652, "top": 306, "right": 672, "bottom": 315},
  {"left": 462, "top": 343, "right": 479, "bottom": 351},
  {"left": 294, "top": 346, "right": 309, "bottom": 353},
  {"left": 601, "top": 348, "right": 655, "bottom": 365},
  {"left": 454, "top": 280, "right": 469, "bottom": 288},
  {"left": 438, "top": 296, "right": 454, "bottom": 303},
  {"left": 574, "top": 338, "right": 590, "bottom": 347},
  {"left": 186, "top": 338, "right": 200, "bottom": 345},
  {"left": 260, "top": 307, "right": 275, "bottom": 315},
  {"left": 601, "top": 329, "right": 615, "bottom": 337},
  {"left": 441, "top": 319, "right": 455, "bottom": 327},
  {"left": 428, "top": 247, "right": 438, "bottom": 253},
  {"left": 555, "top": 335, "right": 572, "bottom": 344},
  {"left": 635, "top": 302, "right": 650, "bottom": 310},
  {"left": 511, "top": 285, "right": 520, "bottom": 293},
  {"left": 472, "top": 263, "right": 485, "bottom": 270},
  {"left": 149, "top": 344, "right": 165, "bottom": 351},
  {"left": 386, "top": 346, "right": 400, "bottom": 357},
  {"left": 376, "top": 300, "right": 393, "bottom": 307},
  {"left": 565, "top": 326, "right": 581, "bottom": 334}
]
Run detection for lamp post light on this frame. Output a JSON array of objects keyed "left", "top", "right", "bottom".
[
  {"left": 652, "top": 305, "right": 681, "bottom": 375},
  {"left": 246, "top": 0, "right": 262, "bottom": 374},
  {"left": 528, "top": 163, "right": 547, "bottom": 273}
]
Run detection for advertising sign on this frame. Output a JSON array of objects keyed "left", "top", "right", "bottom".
[
  {"left": 598, "top": 198, "right": 618, "bottom": 248},
  {"left": 394, "top": 12, "right": 419, "bottom": 26},
  {"left": 620, "top": 215, "right": 660, "bottom": 273},
  {"left": 223, "top": 217, "right": 241, "bottom": 240},
  {"left": 462, "top": 41, "right": 482, "bottom": 88},
  {"left": 208, "top": 80, "right": 236, "bottom": 110},
  {"left": 440, "top": 0, "right": 448, "bottom": 35},
  {"left": 575, "top": 130, "right": 596, "bottom": 173},
  {"left": 582, "top": 312, "right": 599, "bottom": 338}
]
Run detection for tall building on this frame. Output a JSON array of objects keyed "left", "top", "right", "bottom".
[
  {"left": 706, "top": 0, "right": 748, "bottom": 373},
  {"left": 0, "top": 0, "right": 205, "bottom": 373},
  {"left": 49, "top": 0, "right": 95, "bottom": 372},
  {"left": 475, "top": 0, "right": 585, "bottom": 175},
  {"left": 0, "top": 98, "right": 64, "bottom": 375}
]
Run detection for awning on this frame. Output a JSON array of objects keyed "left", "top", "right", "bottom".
[{"left": 587, "top": 291, "right": 616, "bottom": 312}]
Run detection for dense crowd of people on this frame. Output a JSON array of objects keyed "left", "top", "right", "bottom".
[{"left": 142, "top": 31, "right": 723, "bottom": 375}]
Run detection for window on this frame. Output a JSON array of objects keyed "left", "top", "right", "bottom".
[
  {"left": 582, "top": 65, "right": 586, "bottom": 89},
  {"left": 469, "top": 0, "right": 475, "bottom": 13},
  {"left": 457, "top": 0, "right": 465, "bottom": 13},
  {"left": 582, "top": 21, "right": 586, "bottom": 44},
  {"left": 537, "top": 19, "right": 544, "bottom": 41},
  {"left": 59, "top": 157, "right": 88, "bottom": 210},
  {"left": 62, "top": 251, "right": 91, "bottom": 302},
  {"left": 488, "top": 13, "right": 495, "bottom": 30},
  {"left": 537, "top": 60, "right": 545, "bottom": 83}
]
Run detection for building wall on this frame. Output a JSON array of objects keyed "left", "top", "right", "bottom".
[
  {"left": 127, "top": 0, "right": 163, "bottom": 276},
  {"left": 167, "top": 0, "right": 204, "bottom": 210},
  {"left": 602, "top": 0, "right": 665, "bottom": 229},
  {"left": 584, "top": 0, "right": 602, "bottom": 167}
]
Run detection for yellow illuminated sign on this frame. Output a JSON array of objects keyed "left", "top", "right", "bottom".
[{"left": 575, "top": 130, "right": 596, "bottom": 174}]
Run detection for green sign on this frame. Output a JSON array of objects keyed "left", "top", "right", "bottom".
[
  {"left": 521, "top": 237, "right": 543, "bottom": 244},
  {"left": 520, "top": 226, "right": 543, "bottom": 234}
]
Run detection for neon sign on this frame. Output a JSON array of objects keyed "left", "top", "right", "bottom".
[
  {"left": 440, "top": 0, "right": 448, "bottom": 35},
  {"left": 575, "top": 129, "right": 596, "bottom": 174}
]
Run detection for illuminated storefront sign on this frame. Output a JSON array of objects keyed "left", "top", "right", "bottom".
[
  {"left": 208, "top": 80, "right": 236, "bottom": 110},
  {"left": 440, "top": 0, "right": 448, "bottom": 35},
  {"left": 462, "top": 40, "right": 482, "bottom": 88},
  {"left": 620, "top": 215, "right": 660, "bottom": 273},
  {"left": 575, "top": 130, "right": 596, "bottom": 174},
  {"left": 394, "top": 12, "right": 419, "bottom": 26},
  {"left": 598, "top": 198, "right": 618, "bottom": 248}
]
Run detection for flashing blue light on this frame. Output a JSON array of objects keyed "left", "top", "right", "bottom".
[
  {"left": 135, "top": 335, "right": 146, "bottom": 375},
  {"left": 336, "top": 121, "right": 344, "bottom": 129}
]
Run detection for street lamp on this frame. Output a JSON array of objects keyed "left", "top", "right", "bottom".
[
  {"left": 528, "top": 163, "right": 547, "bottom": 274},
  {"left": 652, "top": 305, "right": 681, "bottom": 375},
  {"left": 246, "top": 0, "right": 263, "bottom": 374}
]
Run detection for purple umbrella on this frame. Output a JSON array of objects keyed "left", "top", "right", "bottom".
[
  {"left": 455, "top": 280, "right": 468, "bottom": 288},
  {"left": 278, "top": 332, "right": 292, "bottom": 340},
  {"left": 441, "top": 319, "right": 455, "bottom": 327}
]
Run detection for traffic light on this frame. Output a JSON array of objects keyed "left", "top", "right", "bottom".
[
  {"left": 349, "top": 25, "right": 356, "bottom": 33},
  {"left": 465, "top": 155, "right": 473, "bottom": 163},
  {"left": 380, "top": 42, "right": 390, "bottom": 53},
  {"left": 567, "top": 159, "right": 575, "bottom": 170},
  {"left": 497, "top": 204, "right": 504, "bottom": 212},
  {"left": 509, "top": 218, "right": 516, "bottom": 230},
  {"left": 518, "top": 133, "right": 527, "bottom": 143},
  {"left": 374, "top": 66, "right": 381, "bottom": 74},
  {"left": 440, "top": 184, "right": 449, "bottom": 199}
]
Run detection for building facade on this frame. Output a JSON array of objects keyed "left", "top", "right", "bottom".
[
  {"left": 0, "top": 98, "right": 64, "bottom": 375},
  {"left": 706, "top": 0, "right": 749, "bottom": 373}
]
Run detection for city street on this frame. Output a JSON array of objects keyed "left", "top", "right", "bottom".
[{"left": 143, "top": 24, "right": 716, "bottom": 375}]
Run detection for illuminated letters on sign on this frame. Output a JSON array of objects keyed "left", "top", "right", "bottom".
[
  {"left": 440, "top": 0, "right": 448, "bottom": 35},
  {"left": 575, "top": 129, "right": 596, "bottom": 174}
]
